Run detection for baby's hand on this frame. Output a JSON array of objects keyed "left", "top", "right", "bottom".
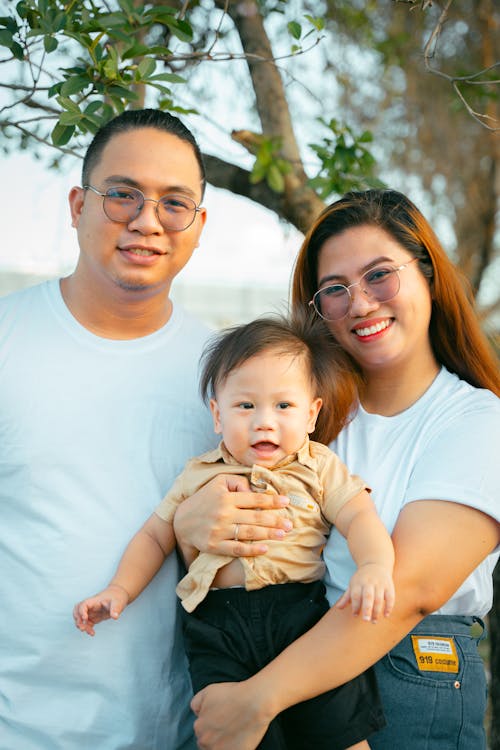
[
  {"left": 73, "top": 584, "right": 129, "bottom": 636},
  {"left": 336, "top": 563, "right": 395, "bottom": 623}
]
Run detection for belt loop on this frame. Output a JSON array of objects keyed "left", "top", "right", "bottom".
[{"left": 472, "top": 616, "right": 487, "bottom": 643}]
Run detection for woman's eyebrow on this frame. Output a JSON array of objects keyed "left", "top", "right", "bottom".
[{"left": 317, "top": 256, "right": 396, "bottom": 288}]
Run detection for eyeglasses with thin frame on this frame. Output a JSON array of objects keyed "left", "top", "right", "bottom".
[
  {"left": 83, "top": 184, "right": 203, "bottom": 232},
  {"left": 309, "top": 257, "right": 419, "bottom": 321}
]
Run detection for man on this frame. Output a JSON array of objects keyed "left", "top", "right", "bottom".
[{"left": 0, "top": 109, "right": 216, "bottom": 749}]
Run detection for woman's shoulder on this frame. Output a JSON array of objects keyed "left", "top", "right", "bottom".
[{"left": 431, "top": 367, "right": 499, "bottom": 419}]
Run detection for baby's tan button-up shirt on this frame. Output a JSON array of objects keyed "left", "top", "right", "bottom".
[{"left": 155, "top": 438, "right": 367, "bottom": 613}]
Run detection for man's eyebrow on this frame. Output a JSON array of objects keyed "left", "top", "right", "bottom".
[{"left": 102, "top": 175, "right": 198, "bottom": 198}]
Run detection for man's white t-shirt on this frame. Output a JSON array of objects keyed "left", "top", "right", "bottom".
[
  {"left": 325, "top": 367, "right": 500, "bottom": 617},
  {"left": 0, "top": 280, "right": 217, "bottom": 749}
]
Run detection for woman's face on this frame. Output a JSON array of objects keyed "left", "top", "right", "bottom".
[{"left": 316, "top": 224, "right": 434, "bottom": 375}]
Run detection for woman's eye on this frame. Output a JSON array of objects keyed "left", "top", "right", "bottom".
[{"left": 365, "top": 267, "right": 393, "bottom": 284}]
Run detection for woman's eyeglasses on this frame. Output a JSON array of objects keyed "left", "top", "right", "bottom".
[{"left": 309, "top": 258, "right": 418, "bottom": 321}]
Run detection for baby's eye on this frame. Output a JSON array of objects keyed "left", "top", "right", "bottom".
[
  {"left": 238, "top": 402, "right": 254, "bottom": 410},
  {"left": 277, "top": 402, "right": 291, "bottom": 409}
]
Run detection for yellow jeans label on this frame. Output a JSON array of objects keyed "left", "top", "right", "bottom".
[{"left": 411, "top": 636, "right": 459, "bottom": 673}]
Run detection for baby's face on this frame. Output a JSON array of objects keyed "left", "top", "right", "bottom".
[{"left": 210, "top": 349, "right": 322, "bottom": 468}]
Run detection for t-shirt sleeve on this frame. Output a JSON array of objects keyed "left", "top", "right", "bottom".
[
  {"left": 404, "top": 405, "right": 500, "bottom": 523},
  {"left": 155, "top": 470, "right": 188, "bottom": 523},
  {"left": 318, "top": 449, "right": 369, "bottom": 524}
]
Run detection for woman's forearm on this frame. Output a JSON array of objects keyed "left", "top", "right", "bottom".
[{"left": 237, "top": 499, "right": 500, "bottom": 716}]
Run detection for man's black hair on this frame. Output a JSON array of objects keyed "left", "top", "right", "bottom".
[{"left": 81, "top": 109, "right": 206, "bottom": 195}]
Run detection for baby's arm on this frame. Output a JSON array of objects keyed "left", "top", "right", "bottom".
[
  {"left": 334, "top": 490, "right": 395, "bottom": 622},
  {"left": 73, "top": 513, "right": 175, "bottom": 636}
]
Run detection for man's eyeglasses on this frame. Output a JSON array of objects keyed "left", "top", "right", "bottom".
[
  {"left": 309, "top": 258, "right": 419, "bottom": 321},
  {"left": 83, "top": 184, "right": 203, "bottom": 232}
]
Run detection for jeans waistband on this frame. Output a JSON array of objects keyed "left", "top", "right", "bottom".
[{"left": 410, "top": 613, "right": 485, "bottom": 638}]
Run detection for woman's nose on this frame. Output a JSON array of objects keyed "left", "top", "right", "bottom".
[{"left": 348, "top": 284, "right": 380, "bottom": 317}]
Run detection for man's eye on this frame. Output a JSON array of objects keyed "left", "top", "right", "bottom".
[
  {"left": 107, "top": 188, "right": 137, "bottom": 201},
  {"left": 160, "top": 196, "right": 191, "bottom": 212}
]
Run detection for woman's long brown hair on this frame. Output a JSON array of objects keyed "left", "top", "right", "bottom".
[{"left": 292, "top": 189, "right": 500, "bottom": 396}]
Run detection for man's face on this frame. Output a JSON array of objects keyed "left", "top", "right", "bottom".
[{"left": 69, "top": 127, "right": 206, "bottom": 298}]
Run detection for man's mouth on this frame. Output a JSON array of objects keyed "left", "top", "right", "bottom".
[{"left": 127, "top": 248, "right": 157, "bottom": 257}]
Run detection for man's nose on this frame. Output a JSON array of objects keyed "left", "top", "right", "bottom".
[{"left": 127, "top": 199, "right": 163, "bottom": 234}]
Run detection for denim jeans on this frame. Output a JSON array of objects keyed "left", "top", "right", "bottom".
[{"left": 370, "top": 614, "right": 488, "bottom": 749}]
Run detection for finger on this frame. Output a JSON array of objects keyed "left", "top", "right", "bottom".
[
  {"left": 231, "top": 491, "right": 290, "bottom": 512},
  {"left": 370, "top": 588, "right": 385, "bottom": 623},
  {"left": 232, "top": 521, "right": 292, "bottom": 542},
  {"left": 334, "top": 591, "right": 350, "bottom": 610},
  {"left": 211, "top": 540, "right": 269, "bottom": 558},
  {"left": 109, "top": 599, "right": 125, "bottom": 619},
  {"left": 349, "top": 584, "right": 363, "bottom": 616},
  {"left": 360, "top": 586, "right": 375, "bottom": 622},
  {"left": 385, "top": 584, "right": 396, "bottom": 616},
  {"left": 224, "top": 474, "right": 251, "bottom": 492},
  {"left": 191, "top": 689, "right": 204, "bottom": 716}
]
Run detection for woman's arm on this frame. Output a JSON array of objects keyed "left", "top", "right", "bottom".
[
  {"left": 173, "top": 473, "right": 292, "bottom": 565},
  {"left": 191, "top": 500, "right": 499, "bottom": 750}
]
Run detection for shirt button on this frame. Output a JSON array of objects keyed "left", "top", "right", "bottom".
[{"left": 454, "top": 681, "right": 461, "bottom": 689}]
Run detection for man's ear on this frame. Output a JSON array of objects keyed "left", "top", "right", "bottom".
[
  {"left": 209, "top": 398, "right": 222, "bottom": 434},
  {"left": 68, "top": 186, "right": 85, "bottom": 228}
]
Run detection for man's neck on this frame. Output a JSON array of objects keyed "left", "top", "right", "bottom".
[{"left": 59, "top": 274, "right": 173, "bottom": 340}]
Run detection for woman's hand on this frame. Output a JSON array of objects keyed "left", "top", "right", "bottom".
[
  {"left": 173, "top": 474, "right": 292, "bottom": 564},
  {"left": 191, "top": 681, "right": 274, "bottom": 750}
]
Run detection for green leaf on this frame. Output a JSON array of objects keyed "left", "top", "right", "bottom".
[
  {"left": 267, "top": 163, "right": 285, "bottom": 193},
  {"left": 0, "top": 29, "right": 13, "bottom": 48},
  {"left": 60, "top": 75, "right": 91, "bottom": 96},
  {"left": 304, "top": 15, "right": 325, "bottom": 32},
  {"left": 56, "top": 95, "right": 81, "bottom": 113},
  {"left": 43, "top": 35, "right": 58, "bottom": 52},
  {"left": 107, "top": 84, "right": 139, "bottom": 102},
  {"left": 59, "top": 110, "right": 83, "bottom": 126},
  {"left": 11, "top": 41, "right": 24, "bottom": 60},
  {"left": 0, "top": 16, "right": 19, "bottom": 33},
  {"left": 51, "top": 122, "right": 75, "bottom": 146},
  {"left": 167, "top": 19, "right": 193, "bottom": 43},
  {"left": 149, "top": 72, "right": 186, "bottom": 84},
  {"left": 287, "top": 21, "right": 302, "bottom": 40},
  {"left": 137, "top": 57, "right": 156, "bottom": 78}
]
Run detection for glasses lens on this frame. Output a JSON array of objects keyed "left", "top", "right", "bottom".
[
  {"left": 314, "top": 284, "right": 350, "bottom": 321},
  {"left": 158, "top": 195, "right": 197, "bottom": 231},
  {"left": 361, "top": 267, "right": 400, "bottom": 302},
  {"left": 103, "top": 188, "right": 142, "bottom": 223}
]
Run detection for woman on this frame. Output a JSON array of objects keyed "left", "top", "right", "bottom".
[{"left": 175, "top": 189, "right": 500, "bottom": 750}]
